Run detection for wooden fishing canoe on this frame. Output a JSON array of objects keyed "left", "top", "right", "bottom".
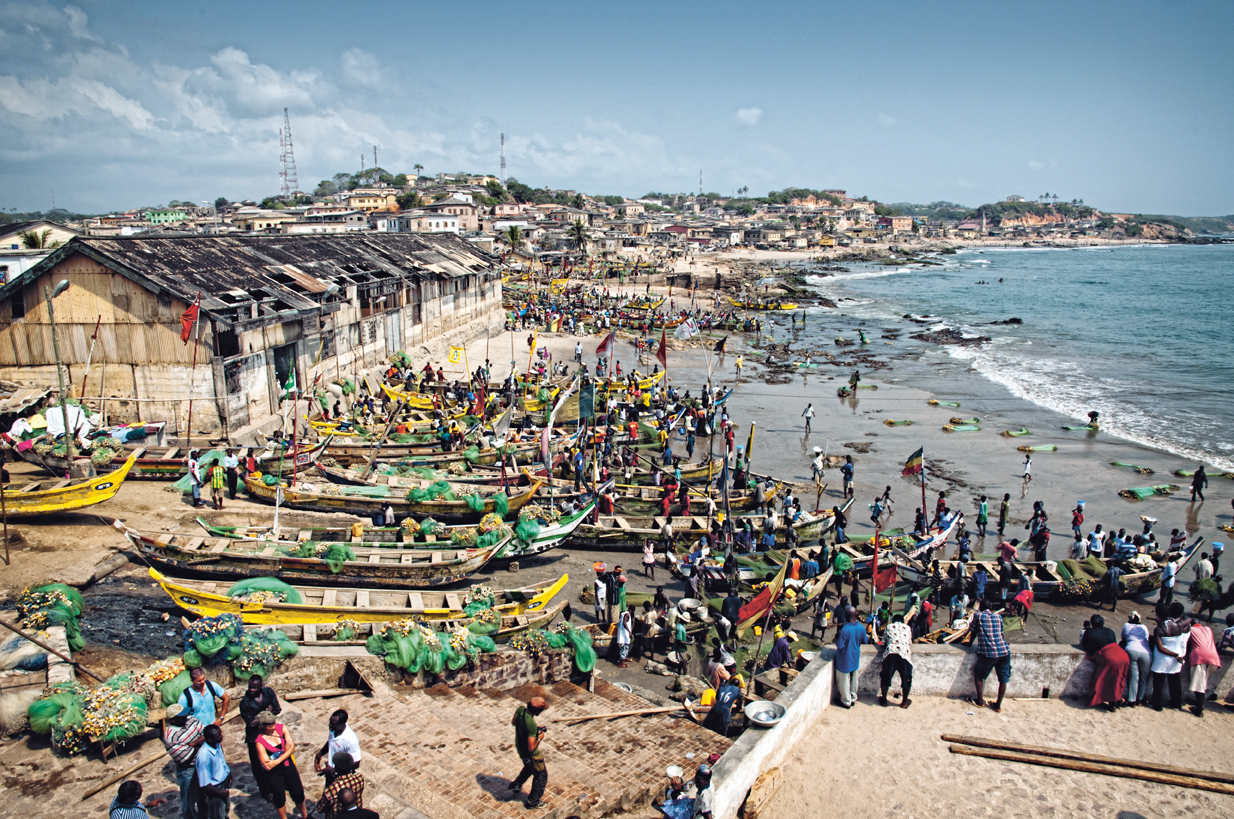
[
  {"left": 17, "top": 437, "right": 332, "bottom": 480},
  {"left": 728, "top": 298, "right": 799, "bottom": 310},
  {"left": 194, "top": 498, "right": 595, "bottom": 561},
  {"left": 0, "top": 453, "right": 137, "bottom": 516},
  {"left": 625, "top": 296, "right": 666, "bottom": 311},
  {"left": 571, "top": 501, "right": 845, "bottom": 551},
  {"left": 320, "top": 438, "right": 543, "bottom": 468},
  {"left": 117, "top": 521, "right": 503, "bottom": 588},
  {"left": 242, "top": 474, "right": 543, "bottom": 523},
  {"left": 148, "top": 567, "right": 569, "bottom": 626}
]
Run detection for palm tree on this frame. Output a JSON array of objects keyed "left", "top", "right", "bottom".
[
  {"left": 414, "top": 163, "right": 424, "bottom": 178},
  {"left": 20, "top": 229, "right": 60, "bottom": 250},
  {"left": 505, "top": 225, "right": 524, "bottom": 253},
  {"left": 568, "top": 219, "right": 589, "bottom": 252}
]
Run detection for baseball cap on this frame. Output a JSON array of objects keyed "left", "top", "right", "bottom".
[{"left": 165, "top": 704, "right": 184, "bottom": 718}]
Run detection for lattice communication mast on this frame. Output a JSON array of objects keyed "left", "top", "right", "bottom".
[
  {"left": 500, "top": 133, "right": 506, "bottom": 186},
  {"left": 281, "top": 107, "right": 299, "bottom": 195},
  {"left": 278, "top": 128, "right": 288, "bottom": 197}
]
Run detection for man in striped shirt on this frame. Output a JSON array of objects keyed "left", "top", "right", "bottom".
[
  {"left": 109, "top": 781, "right": 148, "bottom": 819},
  {"left": 966, "top": 599, "right": 1012, "bottom": 713},
  {"left": 162, "top": 703, "right": 204, "bottom": 819}
]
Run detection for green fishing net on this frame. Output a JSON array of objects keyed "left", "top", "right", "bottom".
[
  {"left": 184, "top": 613, "right": 244, "bottom": 659},
  {"left": 158, "top": 670, "right": 192, "bottom": 708},
  {"left": 390, "top": 351, "right": 413, "bottom": 368},
  {"left": 17, "top": 583, "right": 86, "bottom": 651},
  {"left": 1192, "top": 577, "right": 1220, "bottom": 601},
  {"left": 89, "top": 436, "right": 125, "bottom": 467},
  {"left": 463, "top": 493, "right": 485, "bottom": 512},
  {"left": 515, "top": 519, "right": 542, "bottom": 543},
  {"left": 82, "top": 673, "right": 148, "bottom": 744},
  {"left": 166, "top": 449, "right": 227, "bottom": 495},
  {"left": 463, "top": 445, "right": 481, "bottom": 464},
  {"left": 405, "top": 480, "right": 458, "bottom": 503},
  {"left": 227, "top": 577, "right": 305, "bottom": 604},
  {"left": 365, "top": 621, "right": 495, "bottom": 674},
  {"left": 509, "top": 624, "right": 596, "bottom": 673},
  {"left": 229, "top": 630, "right": 299, "bottom": 680},
  {"left": 1082, "top": 556, "right": 1109, "bottom": 578},
  {"left": 494, "top": 493, "right": 509, "bottom": 518},
  {"left": 28, "top": 681, "right": 88, "bottom": 754},
  {"left": 284, "top": 543, "right": 356, "bottom": 572}
]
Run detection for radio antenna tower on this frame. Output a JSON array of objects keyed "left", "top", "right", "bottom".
[
  {"left": 278, "top": 129, "right": 288, "bottom": 197},
  {"left": 281, "top": 108, "right": 299, "bottom": 194},
  {"left": 373, "top": 145, "right": 378, "bottom": 179},
  {"left": 500, "top": 133, "right": 506, "bottom": 186}
]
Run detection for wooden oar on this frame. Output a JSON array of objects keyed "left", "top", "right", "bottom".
[
  {"left": 947, "top": 744, "right": 1234, "bottom": 796},
  {"left": 943, "top": 735, "right": 1234, "bottom": 785}
]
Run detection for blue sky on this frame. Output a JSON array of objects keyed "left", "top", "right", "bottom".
[{"left": 1, "top": 0, "right": 1231, "bottom": 215}]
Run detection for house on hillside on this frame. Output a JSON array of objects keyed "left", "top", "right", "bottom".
[
  {"left": 0, "top": 234, "right": 501, "bottom": 438},
  {"left": 421, "top": 196, "right": 480, "bottom": 232},
  {"left": 0, "top": 221, "right": 85, "bottom": 282}
]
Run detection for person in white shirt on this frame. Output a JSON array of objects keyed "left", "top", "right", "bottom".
[
  {"left": 1087, "top": 525, "right": 1106, "bottom": 557},
  {"left": 315, "top": 710, "right": 361, "bottom": 784},
  {"left": 801, "top": 403, "right": 815, "bottom": 433},
  {"left": 593, "top": 566, "right": 608, "bottom": 624},
  {"left": 1195, "top": 552, "right": 1214, "bottom": 581}
]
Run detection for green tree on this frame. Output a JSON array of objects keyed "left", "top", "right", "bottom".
[
  {"left": 506, "top": 178, "right": 535, "bottom": 204},
  {"left": 505, "top": 225, "right": 524, "bottom": 253},
  {"left": 568, "top": 219, "right": 589, "bottom": 251},
  {"left": 397, "top": 191, "right": 422, "bottom": 210},
  {"left": 1125, "top": 222, "right": 1144, "bottom": 237},
  {"left": 19, "top": 229, "right": 61, "bottom": 249},
  {"left": 214, "top": 197, "right": 230, "bottom": 210},
  {"left": 485, "top": 179, "right": 508, "bottom": 202},
  {"left": 572, "top": 193, "right": 586, "bottom": 209},
  {"left": 413, "top": 163, "right": 424, "bottom": 178},
  {"left": 393, "top": 173, "right": 408, "bottom": 188}
]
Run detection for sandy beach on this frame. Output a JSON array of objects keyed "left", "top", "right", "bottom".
[{"left": 760, "top": 695, "right": 1234, "bottom": 819}]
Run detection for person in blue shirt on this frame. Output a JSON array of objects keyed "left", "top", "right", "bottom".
[
  {"left": 195, "top": 725, "right": 231, "bottom": 819},
  {"left": 834, "top": 608, "right": 868, "bottom": 707},
  {"left": 759, "top": 531, "right": 776, "bottom": 552},
  {"left": 957, "top": 530, "right": 972, "bottom": 563},
  {"left": 179, "top": 668, "right": 229, "bottom": 728},
  {"left": 972, "top": 566, "right": 989, "bottom": 601},
  {"left": 704, "top": 679, "right": 742, "bottom": 737}
]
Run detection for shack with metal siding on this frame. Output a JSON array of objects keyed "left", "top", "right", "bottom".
[{"left": 0, "top": 233, "right": 502, "bottom": 437}]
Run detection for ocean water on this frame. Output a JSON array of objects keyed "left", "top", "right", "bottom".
[{"left": 800, "top": 243, "right": 1234, "bottom": 471}]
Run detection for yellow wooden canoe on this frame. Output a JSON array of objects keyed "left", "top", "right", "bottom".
[
  {"left": 626, "top": 296, "right": 666, "bottom": 311},
  {"left": 379, "top": 383, "right": 445, "bottom": 410},
  {"left": 0, "top": 452, "right": 137, "bottom": 516},
  {"left": 599, "top": 369, "right": 665, "bottom": 393},
  {"left": 148, "top": 567, "right": 569, "bottom": 626},
  {"left": 728, "top": 298, "right": 799, "bottom": 310}
]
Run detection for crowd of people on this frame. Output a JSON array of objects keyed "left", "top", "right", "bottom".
[{"left": 108, "top": 673, "right": 373, "bottom": 819}]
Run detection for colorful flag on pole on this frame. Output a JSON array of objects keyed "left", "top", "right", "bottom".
[
  {"left": 902, "top": 447, "right": 924, "bottom": 476},
  {"left": 736, "top": 558, "right": 787, "bottom": 638},
  {"left": 673, "top": 318, "right": 699, "bottom": 340},
  {"left": 279, "top": 368, "right": 298, "bottom": 403},
  {"left": 595, "top": 330, "right": 616, "bottom": 357},
  {"left": 447, "top": 346, "right": 465, "bottom": 364},
  {"left": 655, "top": 328, "right": 667, "bottom": 368},
  {"left": 873, "top": 562, "right": 898, "bottom": 593},
  {"left": 180, "top": 301, "right": 200, "bottom": 343}
]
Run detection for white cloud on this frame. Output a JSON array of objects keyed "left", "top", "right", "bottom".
[
  {"left": 735, "top": 107, "right": 763, "bottom": 127},
  {"left": 0, "top": 74, "right": 154, "bottom": 129},
  {"left": 877, "top": 112, "right": 897, "bottom": 127},
  {"left": 340, "top": 48, "right": 387, "bottom": 88},
  {"left": 1028, "top": 159, "right": 1046, "bottom": 170},
  {"left": 63, "top": 5, "right": 100, "bottom": 42}
]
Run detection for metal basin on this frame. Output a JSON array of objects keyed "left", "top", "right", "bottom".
[{"left": 744, "top": 700, "right": 786, "bottom": 728}]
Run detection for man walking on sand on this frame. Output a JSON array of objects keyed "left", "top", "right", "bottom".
[
  {"left": 801, "top": 403, "right": 814, "bottom": 433},
  {"left": 966, "top": 599, "right": 1011, "bottom": 713},
  {"left": 997, "top": 493, "right": 1011, "bottom": 537},
  {"left": 1190, "top": 465, "right": 1207, "bottom": 502}
]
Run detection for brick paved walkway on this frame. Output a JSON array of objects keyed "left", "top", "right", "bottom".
[{"left": 294, "top": 676, "right": 731, "bottom": 819}]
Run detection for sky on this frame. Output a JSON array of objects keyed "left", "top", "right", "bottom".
[{"left": 1, "top": 0, "right": 1232, "bottom": 216}]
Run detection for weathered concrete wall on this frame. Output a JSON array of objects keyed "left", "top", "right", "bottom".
[
  {"left": 712, "top": 648, "right": 835, "bottom": 819},
  {"left": 852, "top": 644, "right": 1094, "bottom": 699}
]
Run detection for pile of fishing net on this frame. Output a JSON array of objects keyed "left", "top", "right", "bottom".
[
  {"left": 229, "top": 630, "right": 299, "bottom": 680},
  {"left": 28, "top": 681, "right": 89, "bottom": 754},
  {"left": 389, "top": 351, "right": 414, "bottom": 369},
  {"left": 378, "top": 463, "right": 443, "bottom": 479},
  {"left": 508, "top": 624, "right": 596, "bottom": 674},
  {"left": 182, "top": 613, "right": 244, "bottom": 668},
  {"left": 388, "top": 432, "right": 437, "bottom": 444},
  {"left": 80, "top": 673, "right": 149, "bottom": 745},
  {"left": 17, "top": 583, "right": 85, "bottom": 651},
  {"left": 405, "top": 480, "right": 459, "bottom": 503},
  {"left": 280, "top": 542, "right": 356, "bottom": 573},
  {"left": 1191, "top": 577, "right": 1221, "bottom": 601},
  {"left": 1118, "top": 484, "right": 1180, "bottom": 500},
  {"left": 365, "top": 619, "right": 496, "bottom": 674},
  {"left": 165, "top": 448, "right": 227, "bottom": 495},
  {"left": 515, "top": 504, "right": 558, "bottom": 542},
  {"left": 331, "top": 619, "right": 361, "bottom": 642},
  {"left": 227, "top": 577, "right": 305, "bottom": 604},
  {"left": 87, "top": 436, "right": 126, "bottom": 467},
  {"left": 462, "top": 585, "right": 501, "bottom": 635},
  {"left": 450, "top": 513, "right": 512, "bottom": 550}
]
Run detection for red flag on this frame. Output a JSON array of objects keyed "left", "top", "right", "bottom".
[
  {"left": 179, "top": 301, "right": 200, "bottom": 343},
  {"left": 655, "top": 328, "right": 667, "bottom": 368},
  {"left": 736, "top": 558, "right": 787, "bottom": 637},
  {"left": 595, "top": 330, "right": 615, "bottom": 357},
  {"left": 873, "top": 563, "right": 897, "bottom": 592}
]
